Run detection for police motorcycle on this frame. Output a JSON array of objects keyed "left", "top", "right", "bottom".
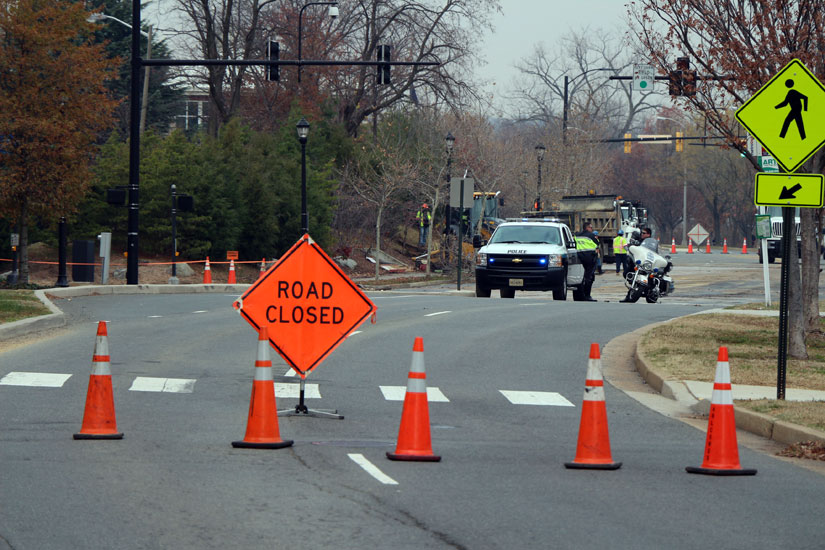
[{"left": 622, "top": 231, "right": 674, "bottom": 303}]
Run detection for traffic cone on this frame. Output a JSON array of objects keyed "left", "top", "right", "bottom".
[
  {"left": 722, "top": 238, "right": 729, "bottom": 254},
  {"left": 687, "top": 239, "right": 694, "bottom": 254},
  {"left": 74, "top": 321, "right": 123, "bottom": 440},
  {"left": 705, "top": 240, "right": 712, "bottom": 254},
  {"left": 686, "top": 347, "right": 757, "bottom": 476},
  {"left": 203, "top": 256, "right": 212, "bottom": 284},
  {"left": 741, "top": 238, "right": 748, "bottom": 254},
  {"left": 670, "top": 238, "right": 677, "bottom": 254},
  {"left": 228, "top": 259, "right": 236, "bottom": 284},
  {"left": 387, "top": 337, "right": 441, "bottom": 462},
  {"left": 565, "top": 343, "right": 621, "bottom": 470},
  {"left": 232, "top": 327, "right": 293, "bottom": 449},
  {"left": 258, "top": 258, "right": 266, "bottom": 280}
]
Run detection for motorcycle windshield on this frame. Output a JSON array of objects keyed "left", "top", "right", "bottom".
[{"left": 641, "top": 238, "right": 659, "bottom": 253}]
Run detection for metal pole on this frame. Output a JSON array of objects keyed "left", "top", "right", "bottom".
[
  {"left": 9, "top": 242, "right": 17, "bottom": 285},
  {"left": 683, "top": 161, "right": 688, "bottom": 246},
  {"left": 300, "top": 139, "right": 308, "bottom": 234},
  {"left": 536, "top": 157, "right": 542, "bottom": 211},
  {"left": 562, "top": 75, "right": 569, "bottom": 145},
  {"left": 776, "top": 206, "right": 792, "bottom": 400},
  {"left": 126, "top": 0, "right": 142, "bottom": 284},
  {"left": 56, "top": 217, "right": 69, "bottom": 287},
  {"left": 170, "top": 184, "right": 178, "bottom": 283},
  {"left": 457, "top": 177, "right": 464, "bottom": 290},
  {"left": 139, "top": 25, "right": 152, "bottom": 135}
]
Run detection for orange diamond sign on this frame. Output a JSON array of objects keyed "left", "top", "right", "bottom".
[{"left": 233, "top": 234, "right": 376, "bottom": 377}]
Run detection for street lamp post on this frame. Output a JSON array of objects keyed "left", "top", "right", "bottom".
[
  {"left": 87, "top": 13, "right": 152, "bottom": 134},
  {"left": 297, "top": 1, "right": 338, "bottom": 83},
  {"left": 170, "top": 184, "right": 178, "bottom": 284},
  {"left": 296, "top": 118, "right": 310, "bottom": 235},
  {"left": 657, "top": 115, "right": 688, "bottom": 246},
  {"left": 562, "top": 68, "right": 611, "bottom": 145},
  {"left": 535, "top": 144, "right": 546, "bottom": 211}
]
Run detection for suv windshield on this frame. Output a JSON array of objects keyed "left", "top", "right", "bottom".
[{"left": 489, "top": 225, "right": 562, "bottom": 245}]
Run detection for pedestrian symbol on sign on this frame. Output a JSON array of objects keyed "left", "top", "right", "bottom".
[{"left": 776, "top": 79, "right": 808, "bottom": 140}]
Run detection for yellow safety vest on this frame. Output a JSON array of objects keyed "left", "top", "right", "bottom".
[
  {"left": 613, "top": 235, "right": 627, "bottom": 253},
  {"left": 575, "top": 236, "right": 598, "bottom": 250}
]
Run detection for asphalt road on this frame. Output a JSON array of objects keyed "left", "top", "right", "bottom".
[{"left": 1, "top": 251, "right": 824, "bottom": 549}]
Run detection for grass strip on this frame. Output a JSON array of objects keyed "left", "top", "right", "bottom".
[{"left": 0, "top": 290, "right": 51, "bottom": 324}]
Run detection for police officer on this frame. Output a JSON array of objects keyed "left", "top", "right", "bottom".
[
  {"left": 575, "top": 221, "right": 599, "bottom": 302},
  {"left": 613, "top": 229, "right": 628, "bottom": 276}
]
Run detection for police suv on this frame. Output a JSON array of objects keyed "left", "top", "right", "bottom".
[{"left": 473, "top": 218, "right": 585, "bottom": 300}]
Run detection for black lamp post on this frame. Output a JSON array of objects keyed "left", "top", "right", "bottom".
[
  {"left": 535, "top": 144, "right": 546, "bottom": 211},
  {"left": 170, "top": 184, "right": 178, "bottom": 283},
  {"left": 445, "top": 131, "right": 455, "bottom": 182},
  {"left": 298, "top": 1, "right": 338, "bottom": 83},
  {"left": 296, "top": 117, "right": 310, "bottom": 235},
  {"left": 562, "top": 68, "right": 611, "bottom": 145}
]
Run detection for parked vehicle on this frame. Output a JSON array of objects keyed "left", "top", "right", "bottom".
[
  {"left": 622, "top": 230, "right": 675, "bottom": 303},
  {"left": 757, "top": 206, "right": 801, "bottom": 264},
  {"left": 473, "top": 218, "right": 584, "bottom": 299}
]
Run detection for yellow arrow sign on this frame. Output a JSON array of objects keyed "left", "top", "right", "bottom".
[
  {"left": 754, "top": 173, "right": 824, "bottom": 208},
  {"left": 736, "top": 59, "right": 825, "bottom": 173}
]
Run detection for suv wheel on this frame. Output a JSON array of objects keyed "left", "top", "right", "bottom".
[
  {"left": 552, "top": 273, "right": 567, "bottom": 300},
  {"left": 475, "top": 283, "right": 491, "bottom": 298},
  {"left": 500, "top": 288, "right": 516, "bottom": 299}
]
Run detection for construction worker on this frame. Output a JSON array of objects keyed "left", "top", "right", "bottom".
[
  {"left": 613, "top": 229, "right": 628, "bottom": 276},
  {"left": 575, "top": 222, "right": 599, "bottom": 302},
  {"left": 416, "top": 203, "right": 431, "bottom": 246}
]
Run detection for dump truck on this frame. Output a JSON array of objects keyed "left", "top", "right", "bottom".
[{"left": 521, "top": 194, "right": 648, "bottom": 263}]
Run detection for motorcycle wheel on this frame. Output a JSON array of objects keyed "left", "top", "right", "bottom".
[
  {"left": 627, "top": 288, "right": 642, "bottom": 303},
  {"left": 645, "top": 292, "right": 659, "bottom": 304}
]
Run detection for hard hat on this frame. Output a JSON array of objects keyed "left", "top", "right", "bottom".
[
  {"left": 593, "top": 230, "right": 599, "bottom": 235},
  {"left": 618, "top": 229, "right": 623, "bottom": 235},
  {"left": 422, "top": 203, "right": 428, "bottom": 208}
]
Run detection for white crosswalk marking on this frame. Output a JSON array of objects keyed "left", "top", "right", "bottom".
[
  {"left": 129, "top": 377, "right": 196, "bottom": 393},
  {"left": 275, "top": 383, "right": 321, "bottom": 398},
  {"left": 0, "top": 372, "right": 72, "bottom": 387},
  {"left": 499, "top": 390, "right": 575, "bottom": 406},
  {"left": 379, "top": 385, "right": 449, "bottom": 402},
  {"left": 348, "top": 453, "right": 398, "bottom": 485}
]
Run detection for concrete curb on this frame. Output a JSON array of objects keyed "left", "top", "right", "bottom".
[{"left": 633, "top": 319, "right": 825, "bottom": 447}]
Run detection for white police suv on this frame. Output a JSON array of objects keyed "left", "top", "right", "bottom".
[{"left": 473, "top": 219, "right": 585, "bottom": 299}]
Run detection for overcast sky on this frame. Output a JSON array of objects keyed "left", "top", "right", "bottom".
[{"left": 478, "top": 0, "right": 632, "bottom": 112}]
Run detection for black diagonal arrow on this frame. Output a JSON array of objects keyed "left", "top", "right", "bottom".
[{"left": 779, "top": 183, "right": 803, "bottom": 200}]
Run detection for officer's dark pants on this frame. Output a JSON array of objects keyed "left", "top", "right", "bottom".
[{"left": 580, "top": 250, "right": 598, "bottom": 297}]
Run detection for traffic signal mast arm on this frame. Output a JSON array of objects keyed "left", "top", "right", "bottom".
[{"left": 142, "top": 59, "right": 439, "bottom": 68}]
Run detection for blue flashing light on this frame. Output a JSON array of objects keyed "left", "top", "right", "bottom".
[
  {"left": 539, "top": 257, "right": 547, "bottom": 265},
  {"left": 636, "top": 259, "right": 641, "bottom": 265},
  {"left": 489, "top": 258, "right": 495, "bottom": 263},
  {"left": 653, "top": 268, "right": 659, "bottom": 273}
]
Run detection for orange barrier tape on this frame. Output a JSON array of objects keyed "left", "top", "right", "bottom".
[{"left": 0, "top": 258, "right": 270, "bottom": 266}]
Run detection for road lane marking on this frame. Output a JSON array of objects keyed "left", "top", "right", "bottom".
[
  {"left": 192, "top": 310, "right": 208, "bottom": 314},
  {"left": 129, "top": 377, "right": 196, "bottom": 393},
  {"left": 148, "top": 315, "right": 163, "bottom": 318},
  {"left": 499, "top": 390, "right": 575, "bottom": 406},
  {"left": 275, "top": 383, "right": 321, "bottom": 398},
  {"left": 0, "top": 372, "right": 72, "bottom": 387},
  {"left": 424, "top": 311, "right": 451, "bottom": 317},
  {"left": 379, "top": 386, "right": 449, "bottom": 402},
  {"left": 348, "top": 453, "right": 398, "bottom": 485}
]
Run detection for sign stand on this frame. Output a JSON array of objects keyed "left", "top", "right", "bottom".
[{"left": 278, "top": 375, "right": 344, "bottom": 419}]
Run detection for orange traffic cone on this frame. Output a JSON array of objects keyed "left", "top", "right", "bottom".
[
  {"left": 741, "top": 238, "right": 748, "bottom": 254},
  {"left": 686, "top": 347, "right": 756, "bottom": 476},
  {"left": 258, "top": 258, "right": 266, "bottom": 280},
  {"left": 74, "top": 321, "right": 123, "bottom": 440},
  {"left": 232, "top": 327, "right": 293, "bottom": 449},
  {"left": 387, "top": 337, "right": 440, "bottom": 462},
  {"left": 203, "top": 256, "right": 212, "bottom": 284},
  {"left": 228, "top": 259, "right": 236, "bottom": 284},
  {"left": 687, "top": 239, "right": 694, "bottom": 254},
  {"left": 705, "top": 240, "right": 712, "bottom": 254},
  {"left": 722, "top": 238, "right": 729, "bottom": 254},
  {"left": 565, "top": 343, "right": 621, "bottom": 470},
  {"left": 670, "top": 238, "right": 677, "bottom": 254}
]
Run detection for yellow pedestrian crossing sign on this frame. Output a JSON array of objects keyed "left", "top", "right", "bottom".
[
  {"left": 754, "top": 173, "right": 824, "bottom": 208},
  {"left": 736, "top": 59, "right": 825, "bottom": 173}
]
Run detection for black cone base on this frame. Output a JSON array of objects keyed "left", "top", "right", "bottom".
[
  {"left": 564, "top": 461, "right": 622, "bottom": 470},
  {"left": 686, "top": 466, "right": 757, "bottom": 476},
  {"left": 73, "top": 432, "right": 124, "bottom": 440},
  {"left": 232, "top": 439, "right": 294, "bottom": 449},
  {"left": 386, "top": 452, "right": 441, "bottom": 462}
]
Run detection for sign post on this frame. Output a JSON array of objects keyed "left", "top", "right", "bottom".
[
  {"left": 234, "top": 234, "right": 376, "bottom": 417},
  {"left": 736, "top": 58, "right": 825, "bottom": 399},
  {"left": 755, "top": 215, "right": 772, "bottom": 307}
]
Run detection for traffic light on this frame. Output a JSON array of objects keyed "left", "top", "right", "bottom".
[
  {"left": 668, "top": 70, "right": 683, "bottom": 96},
  {"left": 377, "top": 44, "right": 391, "bottom": 85},
  {"left": 624, "top": 133, "right": 632, "bottom": 154},
  {"left": 675, "top": 131, "right": 684, "bottom": 152},
  {"left": 267, "top": 40, "right": 279, "bottom": 81},
  {"left": 682, "top": 69, "right": 697, "bottom": 96}
]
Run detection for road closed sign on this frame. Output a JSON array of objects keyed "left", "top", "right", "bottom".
[{"left": 234, "top": 234, "right": 376, "bottom": 377}]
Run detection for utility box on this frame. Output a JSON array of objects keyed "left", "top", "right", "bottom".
[{"left": 72, "top": 240, "right": 95, "bottom": 282}]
